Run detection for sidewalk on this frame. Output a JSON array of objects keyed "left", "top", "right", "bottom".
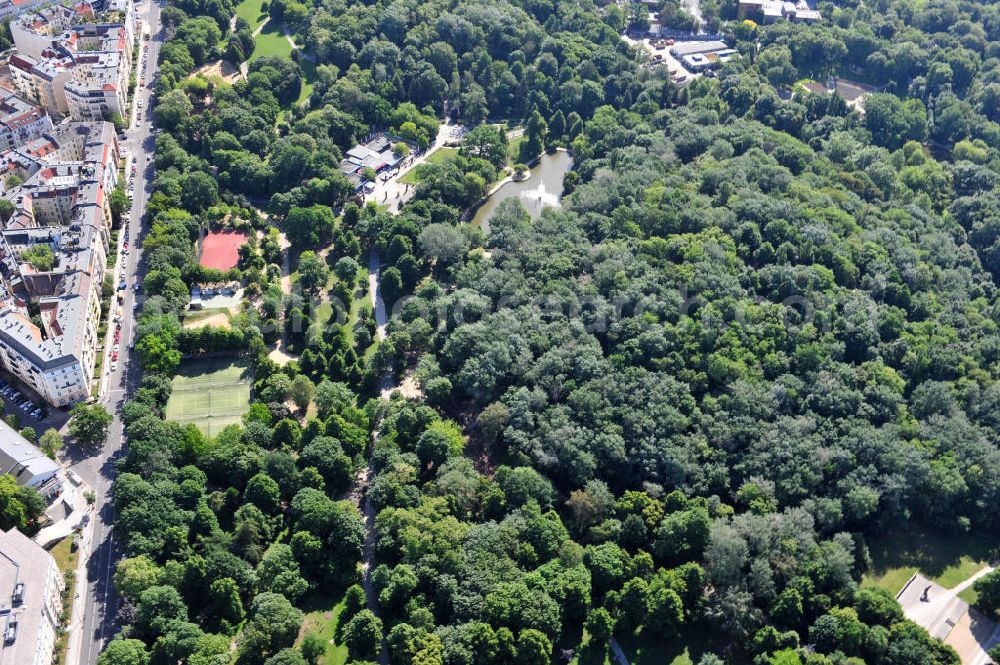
[
  {"left": 62, "top": 507, "right": 96, "bottom": 665},
  {"left": 96, "top": 208, "right": 130, "bottom": 404},
  {"left": 34, "top": 473, "right": 96, "bottom": 665}
]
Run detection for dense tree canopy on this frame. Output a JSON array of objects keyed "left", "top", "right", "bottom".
[{"left": 115, "top": 0, "right": 1000, "bottom": 661}]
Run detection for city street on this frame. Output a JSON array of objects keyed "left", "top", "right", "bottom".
[{"left": 65, "top": 2, "right": 164, "bottom": 663}]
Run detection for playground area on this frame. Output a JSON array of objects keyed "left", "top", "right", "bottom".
[
  {"left": 199, "top": 230, "right": 248, "bottom": 270},
  {"left": 164, "top": 357, "right": 252, "bottom": 436}
]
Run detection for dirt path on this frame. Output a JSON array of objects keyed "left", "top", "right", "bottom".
[
  {"left": 183, "top": 311, "right": 230, "bottom": 329},
  {"left": 265, "top": 230, "right": 298, "bottom": 365},
  {"left": 277, "top": 231, "right": 292, "bottom": 295}
]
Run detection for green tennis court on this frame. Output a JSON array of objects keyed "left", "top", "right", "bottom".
[{"left": 164, "top": 357, "right": 253, "bottom": 437}]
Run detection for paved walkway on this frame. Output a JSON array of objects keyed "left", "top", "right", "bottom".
[
  {"left": 39, "top": 472, "right": 95, "bottom": 665},
  {"left": 898, "top": 566, "right": 999, "bottom": 665},
  {"left": 363, "top": 122, "right": 465, "bottom": 213},
  {"left": 359, "top": 249, "right": 393, "bottom": 665},
  {"left": 609, "top": 637, "right": 630, "bottom": 665}
]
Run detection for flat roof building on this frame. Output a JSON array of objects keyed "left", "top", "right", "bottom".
[
  {"left": 670, "top": 40, "right": 730, "bottom": 57},
  {"left": 738, "top": 0, "right": 822, "bottom": 22},
  {"left": 0, "top": 527, "right": 64, "bottom": 665},
  {"left": 0, "top": 420, "right": 58, "bottom": 488}
]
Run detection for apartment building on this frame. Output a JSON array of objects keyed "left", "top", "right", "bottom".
[
  {"left": 0, "top": 122, "right": 119, "bottom": 406},
  {"left": 0, "top": 88, "right": 51, "bottom": 153},
  {"left": 8, "top": 2, "right": 134, "bottom": 122},
  {"left": 0, "top": 527, "right": 64, "bottom": 665},
  {"left": 0, "top": 0, "right": 48, "bottom": 23}
]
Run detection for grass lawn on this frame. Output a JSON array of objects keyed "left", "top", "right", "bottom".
[
  {"left": 182, "top": 308, "right": 232, "bottom": 330},
  {"left": 48, "top": 536, "right": 78, "bottom": 665},
  {"left": 48, "top": 536, "right": 78, "bottom": 573},
  {"left": 399, "top": 147, "right": 459, "bottom": 184},
  {"left": 571, "top": 624, "right": 715, "bottom": 665},
  {"left": 250, "top": 22, "right": 292, "bottom": 62},
  {"left": 861, "top": 526, "right": 997, "bottom": 595},
  {"left": 298, "top": 58, "right": 317, "bottom": 104},
  {"left": 164, "top": 357, "right": 253, "bottom": 436},
  {"left": 295, "top": 592, "right": 349, "bottom": 665},
  {"left": 316, "top": 300, "right": 333, "bottom": 325},
  {"left": 959, "top": 587, "right": 979, "bottom": 606},
  {"left": 507, "top": 134, "right": 526, "bottom": 165},
  {"left": 235, "top": 0, "right": 268, "bottom": 30}
]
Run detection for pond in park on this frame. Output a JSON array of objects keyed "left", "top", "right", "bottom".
[{"left": 472, "top": 150, "right": 573, "bottom": 233}]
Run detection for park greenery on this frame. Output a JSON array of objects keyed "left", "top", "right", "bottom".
[{"left": 95, "top": 0, "right": 1000, "bottom": 662}]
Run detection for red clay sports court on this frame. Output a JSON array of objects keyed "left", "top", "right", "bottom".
[{"left": 199, "top": 230, "right": 248, "bottom": 270}]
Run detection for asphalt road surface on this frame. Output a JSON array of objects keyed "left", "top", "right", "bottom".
[{"left": 70, "top": 3, "right": 164, "bottom": 663}]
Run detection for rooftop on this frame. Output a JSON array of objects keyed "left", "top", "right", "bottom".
[
  {"left": 0, "top": 527, "right": 60, "bottom": 665},
  {"left": 0, "top": 121, "right": 116, "bottom": 371},
  {"left": 0, "top": 419, "right": 58, "bottom": 485}
]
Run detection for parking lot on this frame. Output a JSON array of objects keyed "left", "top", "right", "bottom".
[
  {"left": 0, "top": 374, "right": 68, "bottom": 434},
  {"left": 622, "top": 34, "right": 701, "bottom": 85}
]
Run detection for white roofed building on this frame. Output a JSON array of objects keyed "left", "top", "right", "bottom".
[
  {"left": 0, "top": 527, "right": 64, "bottom": 665},
  {"left": 0, "top": 419, "right": 58, "bottom": 488}
]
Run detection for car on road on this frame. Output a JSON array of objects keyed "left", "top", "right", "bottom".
[
  {"left": 118, "top": 280, "right": 126, "bottom": 290},
  {"left": 111, "top": 362, "right": 118, "bottom": 372}
]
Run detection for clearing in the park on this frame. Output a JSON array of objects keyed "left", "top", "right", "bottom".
[{"left": 164, "top": 357, "right": 253, "bottom": 436}]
